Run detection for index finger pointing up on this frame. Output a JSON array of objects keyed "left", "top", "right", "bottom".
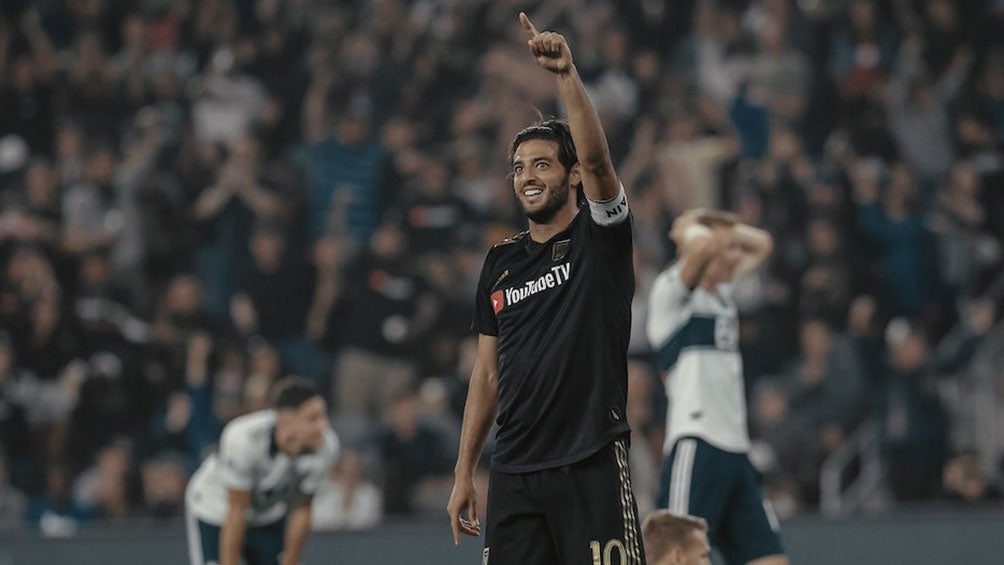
[{"left": 519, "top": 12, "right": 540, "bottom": 37}]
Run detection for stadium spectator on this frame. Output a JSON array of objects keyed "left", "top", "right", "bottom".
[
  {"left": 193, "top": 134, "right": 286, "bottom": 320},
  {"left": 829, "top": 0, "right": 897, "bottom": 100},
  {"left": 0, "top": 10, "right": 56, "bottom": 154},
  {"left": 311, "top": 450, "right": 382, "bottom": 531},
  {"left": 854, "top": 162, "right": 942, "bottom": 318},
  {"left": 25, "top": 463, "right": 91, "bottom": 537},
  {"left": 879, "top": 322, "right": 951, "bottom": 501},
  {"left": 379, "top": 391, "right": 452, "bottom": 516},
  {"left": 782, "top": 320, "right": 868, "bottom": 450},
  {"left": 750, "top": 377, "right": 814, "bottom": 501},
  {"left": 796, "top": 218, "right": 856, "bottom": 326},
  {"left": 0, "top": 451, "right": 27, "bottom": 531},
  {"left": 885, "top": 34, "right": 970, "bottom": 182},
  {"left": 750, "top": 16, "right": 810, "bottom": 125},
  {"left": 139, "top": 452, "right": 187, "bottom": 519},
  {"left": 329, "top": 221, "right": 435, "bottom": 423},
  {"left": 73, "top": 438, "right": 136, "bottom": 522},
  {"left": 752, "top": 319, "right": 867, "bottom": 502},
  {"left": 243, "top": 336, "right": 283, "bottom": 412},
  {"left": 942, "top": 448, "right": 1004, "bottom": 504},
  {"left": 231, "top": 220, "right": 316, "bottom": 376},
  {"left": 296, "top": 101, "right": 386, "bottom": 243}
]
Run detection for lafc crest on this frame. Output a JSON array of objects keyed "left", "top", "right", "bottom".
[{"left": 552, "top": 239, "right": 570, "bottom": 262}]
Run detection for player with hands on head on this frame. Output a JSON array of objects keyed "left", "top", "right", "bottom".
[{"left": 647, "top": 210, "right": 786, "bottom": 565}]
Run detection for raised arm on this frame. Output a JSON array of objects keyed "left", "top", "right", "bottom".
[
  {"left": 520, "top": 12, "right": 619, "bottom": 202},
  {"left": 447, "top": 334, "right": 499, "bottom": 545},
  {"left": 672, "top": 209, "right": 772, "bottom": 283},
  {"left": 732, "top": 223, "right": 774, "bottom": 278},
  {"left": 671, "top": 210, "right": 719, "bottom": 289},
  {"left": 888, "top": 35, "right": 923, "bottom": 107},
  {"left": 680, "top": 227, "right": 721, "bottom": 289}
]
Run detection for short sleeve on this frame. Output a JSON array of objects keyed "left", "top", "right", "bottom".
[
  {"left": 471, "top": 252, "right": 500, "bottom": 336},
  {"left": 217, "top": 426, "right": 255, "bottom": 491},
  {"left": 646, "top": 264, "right": 692, "bottom": 347}
]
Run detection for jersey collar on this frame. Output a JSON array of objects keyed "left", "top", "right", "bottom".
[
  {"left": 524, "top": 209, "right": 581, "bottom": 252},
  {"left": 269, "top": 426, "right": 280, "bottom": 457}
]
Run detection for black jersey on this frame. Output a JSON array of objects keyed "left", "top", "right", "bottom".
[{"left": 472, "top": 207, "right": 634, "bottom": 473}]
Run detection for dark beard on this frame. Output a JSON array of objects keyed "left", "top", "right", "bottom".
[{"left": 521, "top": 173, "right": 570, "bottom": 224}]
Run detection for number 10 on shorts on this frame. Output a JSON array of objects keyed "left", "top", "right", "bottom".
[{"left": 589, "top": 539, "right": 627, "bottom": 565}]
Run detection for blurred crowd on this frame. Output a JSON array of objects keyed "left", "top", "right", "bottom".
[{"left": 2, "top": 0, "right": 1004, "bottom": 536}]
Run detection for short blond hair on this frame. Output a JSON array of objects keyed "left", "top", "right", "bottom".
[{"left": 642, "top": 511, "right": 708, "bottom": 562}]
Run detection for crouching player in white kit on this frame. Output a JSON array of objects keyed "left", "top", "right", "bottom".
[
  {"left": 646, "top": 210, "right": 787, "bottom": 565},
  {"left": 186, "top": 378, "right": 339, "bottom": 565}
]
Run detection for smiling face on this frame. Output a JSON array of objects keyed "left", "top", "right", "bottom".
[{"left": 511, "top": 139, "right": 578, "bottom": 224}]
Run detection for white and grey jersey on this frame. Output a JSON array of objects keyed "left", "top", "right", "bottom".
[
  {"left": 185, "top": 410, "right": 339, "bottom": 526},
  {"left": 646, "top": 262, "right": 750, "bottom": 455}
]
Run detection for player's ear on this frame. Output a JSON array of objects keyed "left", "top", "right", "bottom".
[
  {"left": 568, "top": 163, "right": 581, "bottom": 188},
  {"left": 668, "top": 546, "right": 683, "bottom": 565}
]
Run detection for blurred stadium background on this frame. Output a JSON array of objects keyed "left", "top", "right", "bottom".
[{"left": 0, "top": 0, "right": 1003, "bottom": 563}]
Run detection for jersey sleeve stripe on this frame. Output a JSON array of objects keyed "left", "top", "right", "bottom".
[{"left": 186, "top": 509, "right": 205, "bottom": 565}]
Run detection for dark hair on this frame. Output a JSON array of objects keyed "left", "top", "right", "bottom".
[
  {"left": 271, "top": 377, "right": 321, "bottom": 410},
  {"left": 510, "top": 118, "right": 578, "bottom": 172}
]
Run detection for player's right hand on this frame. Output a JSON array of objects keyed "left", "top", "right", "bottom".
[{"left": 447, "top": 475, "right": 481, "bottom": 545}]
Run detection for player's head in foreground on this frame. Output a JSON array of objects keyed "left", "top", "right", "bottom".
[
  {"left": 271, "top": 377, "right": 330, "bottom": 454},
  {"left": 509, "top": 118, "right": 582, "bottom": 226},
  {"left": 670, "top": 209, "right": 745, "bottom": 284},
  {"left": 642, "top": 511, "right": 712, "bottom": 565}
]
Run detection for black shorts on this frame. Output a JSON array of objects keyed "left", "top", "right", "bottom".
[{"left": 485, "top": 436, "right": 646, "bottom": 565}]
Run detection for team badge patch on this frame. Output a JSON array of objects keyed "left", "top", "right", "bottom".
[{"left": 552, "top": 239, "right": 570, "bottom": 261}]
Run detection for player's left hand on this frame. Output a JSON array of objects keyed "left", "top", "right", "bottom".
[{"left": 520, "top": 12, "right": 573, "bottom": 74}]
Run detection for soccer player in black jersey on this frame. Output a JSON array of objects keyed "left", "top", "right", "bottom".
[{"left": 447, "top": 13, "right": 645, "bottom": 565}]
